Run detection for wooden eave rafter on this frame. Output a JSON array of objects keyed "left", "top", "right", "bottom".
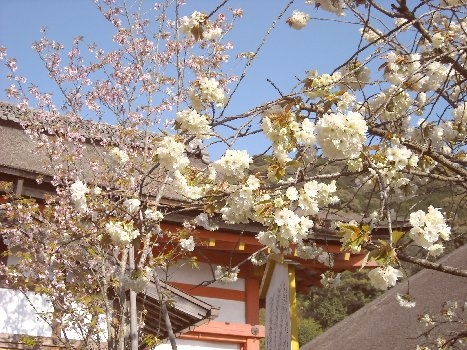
[{"left": 135, "top": 280, "right": 219, "bottom": 341}]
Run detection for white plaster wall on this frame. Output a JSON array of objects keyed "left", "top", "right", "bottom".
[
  {"left": 0, "top": 288, "right": 53, "bottom": 337},
  {"left": 5, "top": 253, "right": 107, "bottom": 341},
  {"left": 2, "top": 257, "right": 245, "bottom": 343},
  {"left": 200, "top": 297, "right": 245, "bottom": 323},
  {"left": 163, "top": 261, "right": 245, "bottom": 291},
  {"left": 155, "top": 338, "right": 240, "bottom": 349},
  {"left": 160, "top": 261, "right": 247, "bottom": 323}
]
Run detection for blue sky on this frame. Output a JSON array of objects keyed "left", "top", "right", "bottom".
[
  {"left": 0, "top": 0, "right": 363, "bottom": 157},
  {"left": 0, "top": 0, "right": 362, "bottom": 106}
]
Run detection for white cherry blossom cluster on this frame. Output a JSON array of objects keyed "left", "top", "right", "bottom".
[
  {"left": 320, "top": 271, "right": 341, "bottom": 288},
  {"left": 339, "top": 61, "right": 371, "bottom": 90},
  {"left": 316, "top": 111, "right": 367, "bottom": 159},
  {"left": 406, "top": 116, "right": 461, "bottom": 154},
  {"left": 419, "top": 313, "right": 435, "bottom": 327},
  {"left": 306, "top": 0, "right": 345, "bottom": 16},
  {"left": 295, "top": 243, "right": 334, "bottom": 267},
  {"left": 123, "top": 267, "right": 152, "bottom": 292},
  {"left": 317, "top": 250, "right": 334, "bottom": 267},
  {"left": 295, "top": 242, "right": 322, "bottom": 260},
  {"left": 409, "top": 206, "right": 451, "bottom": 254},
  {"left": 452, "top": 102, "right": 467, "bottom": 129},
  {"left": 179, "top": 11, "right": 206, "bottom": 37},
  {"left": 176, "top": 108, "right": 212, "bottom": 139},
  {"left": 368, "top": 265, "right": 403, "bottom": 290},
  {"left": 441, "top": 301, "right": 459, "bottom": 321},
  {"left": 155, "top": 135, "right": 190, "bottom": 172},
  {"left": 256, "top": 231, "right": 278, "bottom": 252},
  {"left": 368, "top": 86, "right": 413, "bottom": 124},
  {"left": 359, "top": 27, "right": 383, "bottom": 43},
  {"left": 431, "top": 32, "right": 445, "bottom": 49},
  {"left": 286, "top": 10, "right": 310, "bottom": 30},
  {"left": 167, "top": 170, "right": 205, "bottom": 200},
  {"left": 298, "top": 180, "right": 339, "bottom": 215},
  {"left": 70, "top": 179, "right": 89, "bottom": 214},
  {"left": 220, "top": 181, "right": 257, "bottom": 224},
  {"left": 336, "top": 91, "right": 357, "bottom": 113},
  {"left": 109, "top": 147, "right": 129, "bottom": 167},
  {"left": 252, "top": 179, "right": 339, "bottom": 252},
  {"left": 213, "top": 149, "right": 252, "bottom": 181},
  {"left": 123, "top": 198, "right": 140, "bottom": 214},
  {"left": 179, "top": 11, "right": 222, "bottom": 41},
  {"left": 194, "top": 213, "right": 219, "bottom": 231},
  {"left": 203, "top": 27, "right": 222, "bottom": 40},
  {"left": 384, "top": 52, "right": 451, "bottom": 92},
  {"left": 385, "top": 144, "right": 419, "bottom": 170},
  {"left": 256, "top": 210, "right": 311, "bottom": 251},
  {"left": 435, "top": 15, "right": 467, "bottom": 60},
  {"left": 303, "top": 70, "right": 342, "bottom": 100},
  {"left": 144, "top": 208, "right": 164, "bottom": 221},
  {"left": 296, "top": 118, "right": 316, "bottom": 146},
  {"left": 105, "top": 221, "right": 140, "bottom": 246},
  {"left": 220, "top": 175, "right": 338, "bottom": 251},
  {"left": 250, "top": 251, "right": 268, "bottom": 266},
  {"left": 261, "top": 108, "right": 315, "bottom": 164},
  {"left": 215, "top": 265, "right": 239, "bottom": 283},
  {"left": 190, "top": 77, "right": 226, "bottom": 111},
  {"left": 273, "top": 208, "right": 314, "bottom": 245},
  {"left": 179, "top": 235, "right": 195, "bottom": 251},
  {"left": 356, "top": 143, "right": 419, "bottom": 197}
]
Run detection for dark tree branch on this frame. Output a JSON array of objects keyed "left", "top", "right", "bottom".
[{"left": 397, "top": 251, "right": 467, "bottom": 278}]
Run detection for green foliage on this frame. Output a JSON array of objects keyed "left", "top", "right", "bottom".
[
  {"left": 298, "top": 270, "right": 383, "bottom": 330},
  {"left": 302, "top": 296, "right": 348, "bottom": 329},
  {"left": 297, "top": 316, "right": 323, "bottom": 345},
  {"left": 18, "top": 335, "right": 41, "bottom": 347}
]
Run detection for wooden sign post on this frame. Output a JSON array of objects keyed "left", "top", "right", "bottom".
[{"left": 260, "top": 256, "right": 299, "bottom": 350}]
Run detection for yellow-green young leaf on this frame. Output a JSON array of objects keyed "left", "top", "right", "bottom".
[
  {"left": 323, "top": 100, "right": 334, "bottom": 113},
  {"left": 286, "top": 160, "right": 302, "bottom": 168},
  {"left": 0, "top": 180, "right": 13, "bottom": 192},
  {"left": 87, "top": 247, "right": 98, "bottom": 256},
  {"left": 335, "top": 89, "right": 348, "bottom": 96},
  {"left": 34, "top": 285, "right": 50, "bottom": 294},
  {"left": 361, "top": 224, "right": 370, "bottom": 233},
  {"left": 19, "top": 335, "right": 40, "bottom": 347},
  {"left": 283, "top": 100, "right": 295, "bottom": 113},
  {"left": 268, "top": 163, "right": 286, "bottom": 180},
  {"left": 391, "top": 230, "right": 406, "bottom": 244},
  {"left": 143, "top": 334, "right": 161, "bottom": 347},
  {"left": 204, "top": 202, "right": 216, "bottom": 215},
  {"left": 372, "top": 240, "right": 398, "bottom": 265},
  {"left": 188, "top": 257, "right": 199, "bottom": 269},
  {"left": 80, "top": 294, "right": 97, "bottom": 305},
  {"left": 366, "top": 249, "right": 382, "bottom": 264},
  {"left": 191, "top": 25, "right": 204, "bottom": 41},
  {"left": 359, "top": 251, "right": 371, "bottom": 269}
]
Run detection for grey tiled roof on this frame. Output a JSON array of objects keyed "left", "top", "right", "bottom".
[
  {"left": 0, "top": 102, "right": 404, "bottom": 235},
  {"left": 301, "top": 244, "right": 467, "bottom": 350},
  {"left": 0, "top": 102, "right": 209, "bottom": 201},
  {"left": 0, "top": 102, "right": 21, "bottom": 123},
  {"left": 0, "top": 124, "right": 53, "bottom": 177}
]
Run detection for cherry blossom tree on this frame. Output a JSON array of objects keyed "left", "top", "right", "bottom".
[{"left": 1, "top": 0, "right": 467, "bottom": 349}]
